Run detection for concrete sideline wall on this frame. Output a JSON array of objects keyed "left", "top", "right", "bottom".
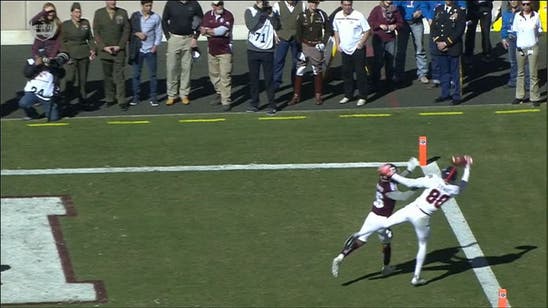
[{"left": 1, "top": 0, "right": 504, "bottom": 45}]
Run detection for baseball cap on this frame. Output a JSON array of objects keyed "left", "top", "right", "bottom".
[{"left": 211, "top": 1, "right": 224, "bottom": 5}]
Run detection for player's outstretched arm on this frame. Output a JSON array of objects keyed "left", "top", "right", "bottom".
[{"left": 459, "top": 155, "right": 472, "bottom": 191}]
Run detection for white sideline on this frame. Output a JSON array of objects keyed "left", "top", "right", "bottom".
[
  {"left": 1, "top": 161, "right": 506, "bottom": 307},
  {"left": 422, "top": 163, "right": 508, "bottom": 308},
  {"left": 0, "top": 162, "right": 406, "bottom": 176}
]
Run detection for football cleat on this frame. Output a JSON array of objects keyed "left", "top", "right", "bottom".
[
  {"left": 381, "top": 265, "right": 394, "bottom": 276},
  {"left": 411, "top": 275, "right": 426, "bottom": 286},
  {"left": 331, "top": 254, "right": 343, "bottom": 278}
]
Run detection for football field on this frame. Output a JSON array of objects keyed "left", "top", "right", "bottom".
[{"left": 1, "top": 105, "right": 546, "bottom": 307}]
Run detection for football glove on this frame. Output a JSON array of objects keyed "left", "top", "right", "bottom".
[
  {"left": 406, "top": 157, "right": 420, "bottom": 172},
  {"left": 297, "top": 52, "right": 306, "bottom": 62},
  {"left": 315, "top": 43, "right": 325, "bottom": 52}
]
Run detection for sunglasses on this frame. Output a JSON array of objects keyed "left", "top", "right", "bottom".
[{"left": 522, "top": 3, "right": 531, "bottom": 5}]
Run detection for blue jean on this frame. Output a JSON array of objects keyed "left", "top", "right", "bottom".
[
  {"left": 396, "top": 21, "right": 428, "bottom": 78},
  {"left": 132, "top": 51, "right": 158, "bottom": 102},
  {"left": 18, "top": 92, "right": 59, "bottom": 121},
  {"left": 273, "top": 39, "right": 299, "bottom": 90}
]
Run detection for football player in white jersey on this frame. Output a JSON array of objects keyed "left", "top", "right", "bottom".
[{"left": 377, "top": 155, "right": 472, "bottom": 286}]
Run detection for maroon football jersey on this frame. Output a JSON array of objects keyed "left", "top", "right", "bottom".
[{"left": 370, "top": 180, "right": 398, "bottom": 217}]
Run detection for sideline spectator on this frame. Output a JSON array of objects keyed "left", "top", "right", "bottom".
[
  {"left": 200, "top": 0, "right": 234, "bottom": 112},
  {"left": 425, "top": 1, "right": 467, "bottom": 88},
  {"left": 333, "top": 0, "right": 371, "bottom": 107},
  {"left": 244, "top": 0, "right": 281, "bottom": 115},
  {"left": 61, "top": 2, "right": 96, "bottom": 108},
  {"left": 93, "top": 0, "right": 130, "bottom": 110},
  {"left": 464, "top": 0, "right": 494, "bottom": 63},
  {"left": 129, "top": 0, "right": 163, "bottom": 107},
  {"left": 431, "top": 0, "right": 466, "bottom": 105},
  {"left": 162, "top": 0, "right": 204, "bottom": 106},
  {"left": 30, "top": 2, "right": 63, "bottom": 59},
  {"left": 511, "top": 0, "right": 543, "bottom": 106},
  {"left": 289, "top": 0, "right": 331, "bottom": 106},
  {"left": 368, "top": 0, "right": 404, "bottom": 86},
  {"left": 501, "top": 0, "right": 528, "bottom": 89},
  {"left": 394, "top": 1, "right": 429, "bottom": 84},
  {"left": 272, "top": 1, "right": 305, "bottom": 91}
]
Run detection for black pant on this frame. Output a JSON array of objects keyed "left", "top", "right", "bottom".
[
  {"left": 247, "top": 50, "right": 275, "bottom": 109},
  {"left": 341, "top": 47, "right": 368, "bottom": 99},
  {"left": 464, "top": 8, "right": 492, "bottom": 56}
]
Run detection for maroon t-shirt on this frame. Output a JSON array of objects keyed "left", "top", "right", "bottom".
[
  {"left": 371, "top": 180, "right": 398, "bottom": 217},
  {"left": 201, "top": 9, "right": 234, "bottom": 56}
]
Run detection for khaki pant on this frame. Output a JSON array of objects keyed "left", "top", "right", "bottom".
[
  {"left": 207, "top": 53, "right": 232, "bottom": 105},
  {"left": 166, "top": 34, "right": 193, "bottom": 98},
  {"left": 516, "top": 45, "right": 540, "bottom": 101}
]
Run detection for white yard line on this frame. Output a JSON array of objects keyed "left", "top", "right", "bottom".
[
  {"left": 422, "top": 163, "right": 508, "bottom": 308},
  {"left": 2, "top": 162, "right": 505, "bottom": 307}
]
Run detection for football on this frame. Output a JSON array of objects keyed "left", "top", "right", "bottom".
[{"left": 451, "top": 155, "right": 472, "bottom": 166}]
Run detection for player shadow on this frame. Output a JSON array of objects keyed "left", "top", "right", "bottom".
[
  {"left": 0, "top": 91, "right": 24, "bottom": 118},
  {"left": 341, "top": 245, "right": 537, "bottom": 287}
]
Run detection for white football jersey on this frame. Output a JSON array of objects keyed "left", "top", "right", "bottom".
[
  {"left": 391, "top": 173, "right": 460, "bottom": 215},
  {"left": 247, "top": 7, "right": 276, "bottom": 50},
  {"left": 24, "top": 70, "right": 56, "bottom": 101}
]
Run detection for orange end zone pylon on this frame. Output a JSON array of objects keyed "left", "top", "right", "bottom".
[{"left": 419, "top": 136, "right": 427, "bottom": 166}]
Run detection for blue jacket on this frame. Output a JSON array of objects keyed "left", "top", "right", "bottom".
[
  {"left": 500, "top": 8, "right": 519, "bottom": 40},
  {"left": 425, "top": 1, "right": 467, "bottom": 20},
  {"left": 394, "top": 1, "right": 428, "bottom": 21}
]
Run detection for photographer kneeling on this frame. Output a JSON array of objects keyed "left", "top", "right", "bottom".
[{"left": 18, "top": 51, "right": 69, "bottom": 121}]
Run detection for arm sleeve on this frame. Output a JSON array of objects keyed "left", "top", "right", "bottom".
[
  {"left": 155, "top": 17, "right": 163, "bottom": 46},
  {"left": 29, "top": 10, "right": 48, "bottom": 25},
  {"left": 93, "top": 11, "right": 105, "bottom": 51},
  {"left": 245, "top": 9, "right": 266, "bottom": 31},
  {"left": 386, "top": 190, "right": 415, "bottom": 201},
  {"left": 390, "top": 173, "right": 427, "bottom": 189},
  {"left": 161, "top": 5, "right": 170, "bottom": 40},
  {"left": 119, "top": 12, "right": 131, "bottom": 49}
]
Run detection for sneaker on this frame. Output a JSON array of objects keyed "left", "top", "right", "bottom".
[
  {"left": 411, "top": 275, "right": 426, "bottom": 286},
  {"left": 511, "top": 98, "right": 523, "bottom": 105},
  {"left": 419, "top": 76, "right": 429, "bottom": 84},
  {"left": 166, "top": 97, "right": 177, "bottom": 106},
  {"left": 181, "top": 96, "right": 190, "bottom": 105},
  {"left": 266, "top": 108, "right": 277, "bottom": 116},
  {"left": 339, "top": 97, "right": 350, "bottom": 104},
  {"left": 129, "top": 101, "right": 139, "bottom": 106},
  {"left": 381, "top": 265, "right": 394, "bottom": 276},
  {"left": 331, "top": 254, "right": 344, "bottom": 278},
  {"left": 150, "top": 101, "right": 159, "bottom": 107},
  {"left": 531, "top": 100, "right": 542, "bottom": 107},
  {"left": 356, "top": 98, "right": 367, "bottom": 107},
  {"left": 428, "top": 80, "right": 440, "bottom": 89},
  {"left": 222, "top": 104, "right": 231, "bottom": 112},
  {"left": 22, "top": 116, "right": 33, "bottom": 121},
  {"left": 246, "top": 106, "right": 259, "bottom": 113}
]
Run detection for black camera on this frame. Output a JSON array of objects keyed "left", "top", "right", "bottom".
[
  {"left": 38, "top": 48, "right": 70, "bottom": 68},
  {"left": 262, "top": 1, "right": 272, "bottom": 14}
]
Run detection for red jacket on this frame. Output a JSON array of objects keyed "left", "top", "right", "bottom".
[{"left": 367, "top": 4, "right": 404, "bottom": 42}]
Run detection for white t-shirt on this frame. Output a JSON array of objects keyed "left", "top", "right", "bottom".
[
  {"left": 332, "top": 9, "right": 370, "bottom": 55},
  {"left": 391, "top": 173, "right": 461, "bottom": 215},
  {"left": 512, "top": 11, "right": 543, "bottom": 49}
]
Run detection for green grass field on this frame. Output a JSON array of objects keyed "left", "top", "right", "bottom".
[{"left": 1, "top": 105, "right": 546, "bottom": 307}]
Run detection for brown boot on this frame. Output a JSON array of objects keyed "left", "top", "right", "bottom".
[
  {"left": 288, "top": 76, "right": 303, "bottom": 105},
  {"left": 314, "top": 73, "right": 323, "bottom": 105}
]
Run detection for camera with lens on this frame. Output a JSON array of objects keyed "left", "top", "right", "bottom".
[
  {"left": 262, "top": 0, "right": 273, "bottom": 14},
  {"left": 37, "top": 48, "right": 70, "bottom": 69}
]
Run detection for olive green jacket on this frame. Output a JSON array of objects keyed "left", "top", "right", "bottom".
[
  {"left": 93, "top": 7, "right": 130, "bottom": 60},
  {"left": 61, "top": 18, "right": 96, "bottom": 60}
]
